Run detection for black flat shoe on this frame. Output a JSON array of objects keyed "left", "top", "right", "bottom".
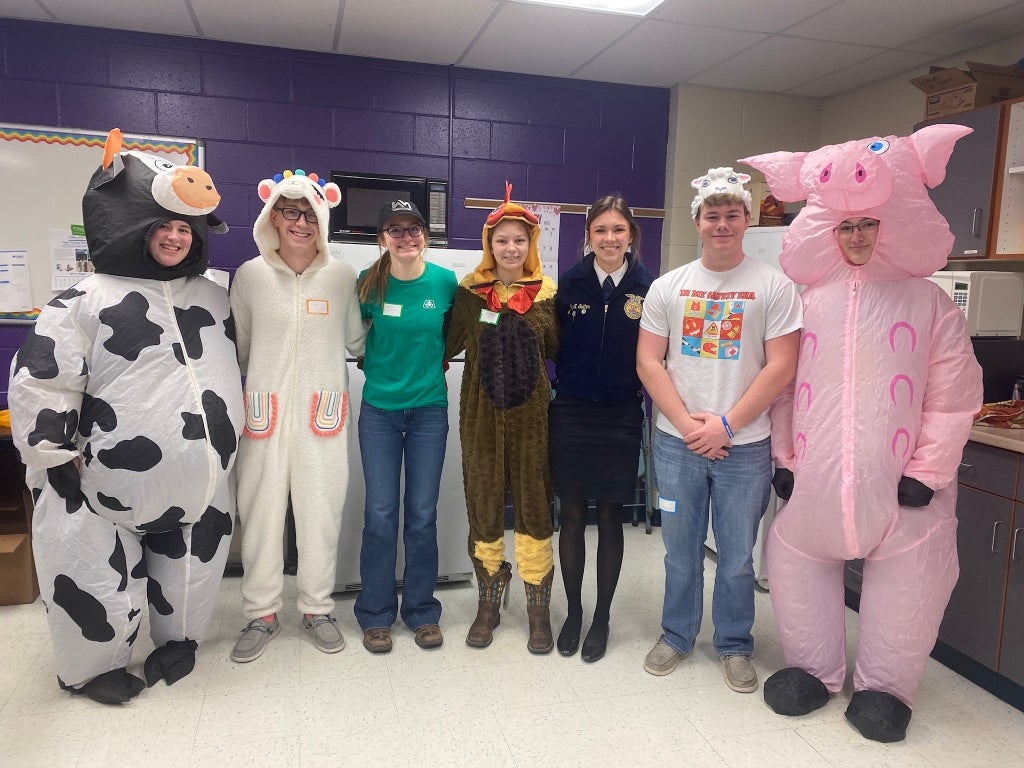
[
  {"left": 581, "top": 623, "right": 608, "bottom": 663},
  {"left": 557, "top": 614, "right": 582, "bottom": 656}
]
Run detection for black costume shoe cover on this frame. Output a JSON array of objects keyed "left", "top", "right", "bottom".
[
  {"left": 145, "top": 639, "right": 198, "bottom": 687},
  {"left": 62, "top": 668, "right": 146, "bottom": 704},
  {"left": 845, "top": 689, "right": 912, "bottom": 743},
  {"left": 763, "top": 667, "right": 830, "bottom": 715}
]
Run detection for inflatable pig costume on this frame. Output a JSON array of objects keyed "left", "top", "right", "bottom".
[{"left": 741, "top": 125, "right": 983, "bottom": 742}]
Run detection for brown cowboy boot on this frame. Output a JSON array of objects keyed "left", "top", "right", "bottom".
[
  {"left": 525, "top": 570, "right": 554, "bottom": 654},
  {"left": 466, "top": 562, "right": 512, "bottom": 648}
]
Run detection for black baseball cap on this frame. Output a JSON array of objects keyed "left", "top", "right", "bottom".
[{"left": 377, "top": 200, "right": 426, "bottom": 230}]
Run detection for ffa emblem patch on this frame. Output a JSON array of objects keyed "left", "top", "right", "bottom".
[{"left": 623, "top": 294, "right": 644, "bottom": 320}]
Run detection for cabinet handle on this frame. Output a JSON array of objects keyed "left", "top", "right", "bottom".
[
  {"left": 971, "top": 207, "right": 981, "bottom": 237},
  {"left": 992, "top": 520, "right": 1004, "bottom": 554},
  {"left": 1013, "top": 528, "right": 1024, "bottom": 562}
]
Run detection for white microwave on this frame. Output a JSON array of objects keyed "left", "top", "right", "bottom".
[{"left": 926, "top": 271, "right": 1024, "bottom": 337}]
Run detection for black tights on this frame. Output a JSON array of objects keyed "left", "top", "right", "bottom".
[{"left": 558, "top": 499, "right": 624, "bottom": 627}]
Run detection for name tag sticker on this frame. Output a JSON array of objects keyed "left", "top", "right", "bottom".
[
  {"left": 383, "top": 303, "right": 403, "bottom": 317},
  {"left": 658, "top": 497, "right": 677, "bottom": 513},
  {"left": 479, "top": 309, "right": 500, "bottom": 325},
  {"left": 306, "top": 299, "right": 329, "bottom": 315}
]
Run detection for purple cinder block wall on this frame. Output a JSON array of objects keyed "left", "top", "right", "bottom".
[{"left": 0, "top": 18, "right": 668, "bottom": 407}]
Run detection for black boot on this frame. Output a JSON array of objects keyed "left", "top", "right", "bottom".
[
  {"left": 61, "top": 668, "right": 146, "bottom": 705},
  {"left": 845, "top": 689, "right": 912, "bottom": 743},
  {"left": 764, "top": 667, "right": 830, "bottom": 715}
]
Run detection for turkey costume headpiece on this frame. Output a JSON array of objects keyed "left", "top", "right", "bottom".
[{"left": 82, "top": 128, "right": 227, "bottom": 281}]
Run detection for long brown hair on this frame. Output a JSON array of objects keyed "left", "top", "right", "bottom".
[
  {"left": 583, "top": 194, "right": 641, "bottom": 259},
  {"left": 357, "top": 234, "right": 393, "bottom": 306}
]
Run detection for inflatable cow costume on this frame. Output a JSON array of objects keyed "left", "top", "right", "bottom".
[
  {"left": 8, "top": 129, "right": 243, "bottom": 704},
  {"left": 741, "top": 126, "right": 983, "bottom": 741}
]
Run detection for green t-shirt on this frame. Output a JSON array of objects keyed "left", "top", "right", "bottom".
[{"left": 359, "top": 261, "right": 458, "bottom": 410}]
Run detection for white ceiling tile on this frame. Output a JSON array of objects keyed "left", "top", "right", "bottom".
[
  {"left": 651, "top": 0, "right": 835, "bottom": 34},
  {"left": 338, "top": 0, "right": 498, "bottom": 63},
  {"left": 0, "top": 0, "right": 55, "bottom": 22},
  {"left": 785, "top": 0, "right": 1014, "bottom": 48},
  {"left": 192, "top": 0, "right": 339, "bottom": 52},
  {"left": 689, "top": 35, "right": 884, "bottom": 93},
  {"left": 460, "top": 2, "right": 636, "bottom": 77},
  {"left": 901, "top": 2, "right": 1024, "bottom": 55},
  {"left": 575, "top": 18, "right": 766, "bottom": 86},
  {"left": 784, "top": 48, "right": 936, "bottom": 98},
  {"left": 31, "top": 0, "right": 198, "bottom": 36}
]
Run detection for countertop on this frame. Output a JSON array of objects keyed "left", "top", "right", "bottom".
[{"left": 970, "top": 425, "right": 1024, "bottom": 453}]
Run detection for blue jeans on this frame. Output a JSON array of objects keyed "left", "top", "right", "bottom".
[
  {"left": 653, "top": 428, "right": 771, "bottom": 657},
  {"left": 354, "top": 402, "right": 448, "bottom": 631}
]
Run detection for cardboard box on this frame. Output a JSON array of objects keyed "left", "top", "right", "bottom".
[
  {"left": 911, "top": 62, "right": 1024, "bottom": 119},
  {"left": 0, "top": 533, "right": 38, "bottom": 605}
]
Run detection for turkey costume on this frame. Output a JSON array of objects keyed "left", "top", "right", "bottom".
[
  {"left": 741, "top": 125, "right": 983, "bottom": 742},
  {"left": 445, "top": 184, "right": 560, "bottom": 652},
  {"left": 8, "top": 129, "right": 243, "bottom": 704}
]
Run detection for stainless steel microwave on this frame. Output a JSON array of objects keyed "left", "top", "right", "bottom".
[
  {"left": 328, "top": 171, "right": 449, "bottom": 246},
  {"left": 927, "top": 270, "right": 1024, "bottom": 337}
]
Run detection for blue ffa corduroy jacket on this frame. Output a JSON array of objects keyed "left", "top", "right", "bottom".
[{"left": 554, "top": 252, "right": 654, "bottom": 404}]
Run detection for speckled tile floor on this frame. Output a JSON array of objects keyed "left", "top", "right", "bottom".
[{"left": 2, "top": 526, "right": 1023, "bottom": 768}]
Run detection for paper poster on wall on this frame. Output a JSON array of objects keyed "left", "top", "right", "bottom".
[
  {"left": 0, "top": 250, "right": 33, "bottom": 312},
  {"left": 523, "top": 203, "right": 560, "bottom": 281},
  {"left": 50, "top": 226, "right": 92, "bottom": 291}
]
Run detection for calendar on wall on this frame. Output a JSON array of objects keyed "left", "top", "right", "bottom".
[{"left": 523, "top": 202, "right": 560, "bottom": 282}]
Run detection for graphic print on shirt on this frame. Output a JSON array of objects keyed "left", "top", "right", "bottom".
[{"left": 678, "top": 289, "right": 748, "bottom": 359}]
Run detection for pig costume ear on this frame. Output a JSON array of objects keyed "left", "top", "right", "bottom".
[
  {"left": 909, "top": 124, "right": 973, "bottom": 188},
  {"left": 738, "top": 151, "right": 808, "bottom": 203}
]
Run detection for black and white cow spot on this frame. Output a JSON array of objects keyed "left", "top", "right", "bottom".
[
  {"left": 192, "top": 505, "right": 233, "bottom": 563},
  {"left": 108, "top": 532, "right": 128, "bottom": 592},
  {"left": 131, "top": 551, "right": 147, "bottom": 581},
  {"left": 13, "top": 326, "right": 59, "bottom": 380},
  {"left": 98, "top": 292, "right": 162, "bottom": 361},
  {"left": 52, "top": 573, "right": 116, "bottom": 642},
  {"left": 148, "top": 577, "right": 174, "bottom": 616},
  {"left": 181, "top": 411, "right": 206, "bottom": 440},
  {"left": 27, "top": 408, "right": 78, "bottom": 449},
  {"left": 82, "top": 442, "right": 94, "bottom": 468},
  {"left": 126, "top": 623, "right": 140, "bottom": 647},
  {"left": 142, "top": 508, "right": 187, "bottom": 559},
  {"left": 97, "top": 436, "right": 162, "bottom": 471},
  {"left": 224, "top": 313, "right": 236, "bottom": 346},
  {"left": 204, "top": 390, "right": 237, "bottom": 469},
  {"left": 97, "top": 491, "right": 131, "bottom": 512},
  {"left": 174, "top": 305, "right": 216, "bottom": 361},
  {"left": 46, "top": 286, "right": 86, "bottom": 309},
  {"left": 80, "top": 394, "right": 117, "bottom": 437}
]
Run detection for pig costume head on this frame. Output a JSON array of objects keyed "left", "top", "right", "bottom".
[{"left": 740, "top": 124, "right": 972, "bottom": 286}]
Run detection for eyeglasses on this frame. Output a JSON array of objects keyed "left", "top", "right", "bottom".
[
  {"left": 833, "top": 220, "right": 879, "bottom": 236},
  {"left": 383, "top": 225, "right": 424, "bottom": 238},
  {"left": 274, "top": 207, "right": 318, "bottom": 225}
]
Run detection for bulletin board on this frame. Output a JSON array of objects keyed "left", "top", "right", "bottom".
[{"left": 0, "top": 124, "right": 201, "bottom": 321}]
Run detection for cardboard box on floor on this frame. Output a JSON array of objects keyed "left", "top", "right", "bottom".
[
  {"left": 0, "top": 443, "right": 39, "bottom": 606},
  {"left": 910, "top": 62, "right": 1024, "bottom": 120}
]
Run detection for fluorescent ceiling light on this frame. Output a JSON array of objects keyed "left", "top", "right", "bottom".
[{"left": 509, "top": 0, "right": 667, "bottom": 16}]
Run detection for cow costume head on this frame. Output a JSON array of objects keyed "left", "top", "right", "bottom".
[
  {"left": 82, "top": 128, "right": 227, "bottom": 281},
  {"left": 740, "top": 124, "right": 972, "bottom": 286}
]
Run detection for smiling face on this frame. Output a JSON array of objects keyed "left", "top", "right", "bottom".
[
  {"left": 270, "top": 197, "right": 318, "bottom": 255},
  {"left": 696, "top": 201, "right": 749, "bottom": 270},
  {"left": 379, "top": 213, "right": 427, "bottom": 265},
  {"left": 587, "top": 209, "right": 633, "bottom": 271},
  {"left": 835, "top": 217, "right": 879, "bottom": 266},
  {"left": 488, "top": 219, "right": 532, "bottom": 282},
  {"left": 147, "top": 220, "right": 194, "bottom": 267}
]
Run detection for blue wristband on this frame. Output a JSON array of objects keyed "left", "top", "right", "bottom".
[{"left": 721, "top": 415, "right": 734, "bottom": 439}]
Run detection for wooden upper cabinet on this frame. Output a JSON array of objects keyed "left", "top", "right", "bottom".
[{"left": 992, "top": 95, "right": 1024, "bottom": 259}]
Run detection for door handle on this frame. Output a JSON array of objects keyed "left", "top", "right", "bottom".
[
  {"left": 971, "top": 207, "right": 982, "bottom": 237},
  {"left": 992, "top": 520, "right": 1004, "bottom": 554},
  {"left": 1012, "top": 527, "right": 1024, "bottom": 562}
]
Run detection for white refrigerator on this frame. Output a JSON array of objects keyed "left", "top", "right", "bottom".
[
  {"left": 329, "top": 243, "right": 480, "bottom": 592},
  {"left": 696, "top": 225, "right": 790, "bottom": 588}
]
